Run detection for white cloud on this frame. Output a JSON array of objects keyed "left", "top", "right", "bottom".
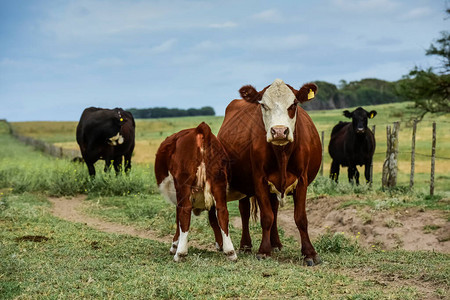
[
  {"left": 95, "top": 57, "right": 124, "bottom": 67},
  {"left": 150, "top": 39, "right": 177, "bottom": 54},
  {"left": 399, "top": 7, "right": 433, "bottom": 21},
  {"left": 228, "top": 34, "right": 309, "bottom": 52},
  {"left": 251, "top": 9, "right": 283, "bottom": 23},
  {"left": 191, "top": 40, "right": 221, "bottom": 52},
  {"left": 209, "top": 21, "right": 237, "bottom": 28},
  {"left": 39, "top": 0, "right": 176, "bottom": 42},
  {"left": 331, "top": 0, "right": 399, "bottom": 13}
]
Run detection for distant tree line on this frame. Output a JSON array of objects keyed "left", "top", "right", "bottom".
[
  {"left": 128, "top": 106, "right": 215, "bottom": 118},
  {"left": 302, "top": 78, "right": 405, "bottom": 111}
]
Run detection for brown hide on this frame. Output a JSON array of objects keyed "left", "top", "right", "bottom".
[
  {"left": 217, "top": 81, "right": 322, "bottom": 264},
  {"left": 154, "top": 122, "right": 235, "bottom": 261}
]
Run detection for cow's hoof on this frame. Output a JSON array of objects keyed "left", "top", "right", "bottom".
[
  {"left": 169, "top": 245, "right": 177, "bottom": 255},
  {"left": 313, "top": 255, "right": 322, "bottom": 265},
  {"left": 225, "top": 251, "right": 237, "bottom": 261},
  {"left": 239, "top": 246, "right": 252, "bottom": 253},
  {"left": 256, "top": 253, "right": 270, "bottom": 260},
  {"left": 173, "top": 253, "right": 187, "bottom": 262},
  {"left": 303, "top": 255, "right": 322, "bottom": 266},
  {"left": 304, "top": 258, "right": 314, "bottom": 266}
]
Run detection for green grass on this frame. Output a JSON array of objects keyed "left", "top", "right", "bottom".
[
  {"left": 1, "top": 193, "right": 449, "bottom": 299},
  {"left": 1, "top": 109, "right": 450, "bottom": 298}
]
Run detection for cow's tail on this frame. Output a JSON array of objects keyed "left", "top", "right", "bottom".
[
  {"left": 195, "top": 122, "right": 216, "bottom": 211},
  {"left": 250, "top": 197, "right": 258, "bottom": 222}
]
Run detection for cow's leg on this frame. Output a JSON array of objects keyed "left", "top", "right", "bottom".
[
  {"left": 84, "top": 160, "right": 96, "bottom": 177},
  {"left": 348, "top": 165, "right": 355, "bottom": 184},
  {"left": 113, "top": 156, "right": 122, "bottom": 174},
  {"left": 82, "top": 150, "right": 98, "bottom": 177},
  {"left": 124, "top": 151, "right": 132, "bottom": 174},
  {"left": 330, "top": 160, "right": 340, "bottom": 182},
  {"left": 212, "top": 183, "right": 237, "bottom": 261},
  {"left": 104, "top": 159, "right": 112, "bottom": 173},
  {"left": 364, "top": 161, "right": 372, "bottom": 184},
  {"left": 170, "top": 220, "right": 180, "bottom": 255},
  {"left": 208, "top": 206, "right": 223, "bottom": 251},
  {"left": 354, "top": 167, "right": 360, "bottom": 185},
  {"left": 173, "top": 182, "right": 192, "bottom": 262},
  {"left": 239, "top": 197, "right": 252, "bottom": 252},
  {"left": 293, "top": 179, "right": 321, "bottom": 266},
  {"left": 269, "top": 194, "right": 282, "bottom": 251},
  {"left": 254, "top": 181, "right": 274, "bottom": 258}
]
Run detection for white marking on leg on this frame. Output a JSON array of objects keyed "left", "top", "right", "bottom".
[
  {"left": 220, "top": 228, "right": 237, "bottom": 261},
  {"left": 174, "top": 226, "right": 189, "bottom": 262},
  {"left": 170, "top": 239, "right": 179, "bottom": 255},
  {"left": 158, "top": 172, "right": 177, "bottom": 205},
  {"left": 215, "top": 242, "right": 222, "bottom": 251}
]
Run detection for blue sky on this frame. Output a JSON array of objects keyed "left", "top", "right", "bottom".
[{"left": 0, "top": 0, "right": 448, "bottom": 121}]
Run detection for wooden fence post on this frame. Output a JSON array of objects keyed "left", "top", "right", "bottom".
[
  {"left": 320, "top": 131, "right": 324, "bottom": 176},
  {"left": 382, "top": 122, "right": 399, "bottom": 188},
  {"left": 410, "top": 120, "right": 417, "bottom": 189},
  {"left": 430, "top": 122, "right": 436, "bottom": 196},
  {"left": 370, "top": 125, "right": 376, "bottom": 186},
  {"left": 382, "top": 125, "right": 391, "bottom": 187}
]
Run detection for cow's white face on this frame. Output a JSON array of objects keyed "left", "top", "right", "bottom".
[{"left": 260, "top": 79, "right": 297, "bottom": 146}]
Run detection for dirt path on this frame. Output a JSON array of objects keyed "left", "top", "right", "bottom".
[
  {"left": 49, "top": 196, "right": 220, "bottom": 252},
  {"left": 50, "top": 195, "right": 450, "bottom": 254},
  {"left": 49, "top": 196, "right": 172, "bottom": 244}
]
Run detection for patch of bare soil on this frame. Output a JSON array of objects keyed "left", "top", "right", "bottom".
[
  {"left": 232, "top": 196, "right": 450, "bottom": 253},
  {"left": 49, "top": 196, "right": 218, "bottom": 253},
  {"left": 49, "top": 196, "right": 172, "bottom": 244}
]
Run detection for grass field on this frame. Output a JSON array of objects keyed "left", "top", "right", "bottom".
[
  {"left": 11, "top": 102, "right": 450, "bottom": 194},
  {"left": 3, "top": 103, "right": 450, "bottom": 299},
  {"left": 1, "top": 122, "right": 449, "bottom": 299}
]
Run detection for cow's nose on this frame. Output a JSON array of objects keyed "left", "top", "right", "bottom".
[
  {"left": 270, "top": 126, "right": 289, "bottom": 140},
  {"left": 356, "top": 128, "right": 365, "bottom": 134}
]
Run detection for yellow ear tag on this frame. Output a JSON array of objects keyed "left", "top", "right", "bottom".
[
  {"left": 370, "top": 113, "right": 374, "bottom": 119},
  {"left": 120, "top": 118, "right": 123, "bottom": 122},
  {"left": 307, "top": 89, "right": 315, "bottom": 100}
]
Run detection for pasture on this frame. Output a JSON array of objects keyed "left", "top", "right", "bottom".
[
  {"left": 1, "top": 102, "right": 449, "bottom": 299},
  {"left": 12, "top": 102, "right": 450, "bottom": 194}
]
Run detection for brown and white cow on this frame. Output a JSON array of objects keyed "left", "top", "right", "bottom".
[
  {"left": 218, "top": 79, "right": 322, "bottom": 265},
  {"left": 154, "top": 122, "right": 237, "bottom": 262}
]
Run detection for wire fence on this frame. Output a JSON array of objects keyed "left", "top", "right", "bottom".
[
  {"left": 2, "top": 120, "right": 81, "bottom": 160},
  {"left": 319, "top": 119, "right": 450, "bottom": 194}
]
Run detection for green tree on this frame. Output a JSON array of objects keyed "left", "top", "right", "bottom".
[{"left": 397, "top": 9, "right": 450, "bottom": 121}]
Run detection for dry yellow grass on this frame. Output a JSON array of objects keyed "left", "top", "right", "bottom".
[{"left": 12, "top": 102, "right": 450, "bottom": 192}]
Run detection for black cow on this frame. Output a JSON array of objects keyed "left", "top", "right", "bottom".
[
  {"left": 328, "top": 107, "right": 377, "bottom": 184},
  {"left": 76, "top": 107, "right": 135, "bottom": 176}
]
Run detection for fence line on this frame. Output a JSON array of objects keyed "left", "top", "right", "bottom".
[{"left": 2, "top": 120, "right": 81, "bottom": 160}]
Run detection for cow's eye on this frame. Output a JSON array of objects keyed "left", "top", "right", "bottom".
[{"left": 260, "top": 103, "right": 269, "bottom": 111}]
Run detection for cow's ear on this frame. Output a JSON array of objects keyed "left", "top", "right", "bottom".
[
  {"left": 239, "top": 85, "right": 261, "bottom": 103},
  {"left": 343, "top": 110, "right": 352, "bottom": 118},
  {"left": 296, "top": 83, "right": 318, "bottom": 103},
  {"left": 368, "top": 110, "right": 377, "bottom": 119}
]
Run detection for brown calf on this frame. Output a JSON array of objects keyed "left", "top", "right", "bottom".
[{"left": 154, "top": 122, "right": 237, "bottom": 262}]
